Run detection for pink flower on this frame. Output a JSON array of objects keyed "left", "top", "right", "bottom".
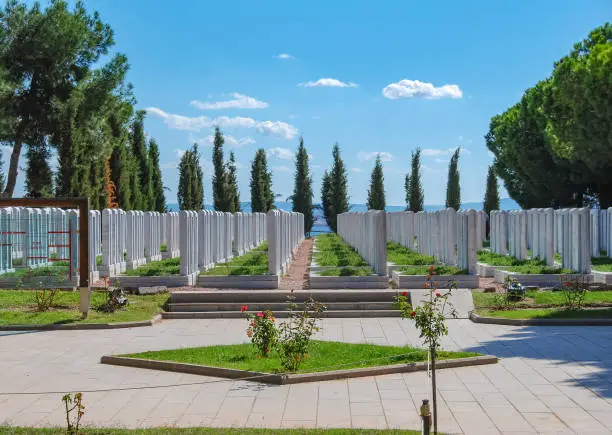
[
  {"left": 241, "top": 305, "right": 248, "bottom": 312},
  {"left": 256, "top": 312, "right": 264, "bottom": 318}
]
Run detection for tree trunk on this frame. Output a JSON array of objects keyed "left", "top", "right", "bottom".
[
  {"left": 1, "top": 140, "right": 23, "bottom": 199},
  {"left": 431, "top": 347, "right": 438, "bottom": 435}
]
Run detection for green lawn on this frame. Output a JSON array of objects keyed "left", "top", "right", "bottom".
[
  {"left": 477, "top": 250, "right": 572, "bottom": 274},
  {"left": 592, "top": 256, "right": 612, "bottom": 272},
  {"left": 1, "top": 264, "right": 70, "bottom": 278},
  {"left": 386, "top": 242, "right": 435, "bottom": 265},
  {"left": 313, "top": 234, "right": 369, "bottom": 267},
  {"left": 201, "top": 243, "right": 268, "bottom": 276},
  {"left": 472, "top": 290, "right": 612, "bottom": 309},
  {"left": 477, "top": 307, "right": 612, "bottom": 320},
  {"left": 316, "top": 267, "right": 375, "bottom": 276},
  {"left": 0, "top": 428, "right": 425, "bottom": 435},
  {"left": 123, "top": 340, "right": 479, "bottom": 374},
  {"left": 397, "top": 265, "right": 467, "bottom": 276},
  {"left": 0, "top": 290, "right": 168, "bottom": 326},
  {"left": 123, "top": 258, "right": 180, "bottom": 276}
]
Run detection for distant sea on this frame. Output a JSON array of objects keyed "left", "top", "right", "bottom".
[{"left": 166, "top": 198, "right": 520, "bottom": 234}]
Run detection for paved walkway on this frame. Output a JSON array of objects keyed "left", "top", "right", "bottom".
[{"left": 1, "top": 319, "right": 611, "bottom": 434}]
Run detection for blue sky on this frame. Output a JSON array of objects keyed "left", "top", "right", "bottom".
[{"left": 12, "top": 0, "right": 612, "bottom": 205}]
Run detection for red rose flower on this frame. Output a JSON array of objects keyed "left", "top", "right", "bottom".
[
  {"left": 410, "top": 311, "right": 416, "bottom": 317},
  {"left": 402, "top": 291, "right": 408, "bottom": 297},
  {"left": 435, "top": 292, "right": 441, "bottom": 297},
  {"left": 256, "top": 312, "right": 264, "bottom": 318},
  {"left": 240, "top": 305, "right": 248, "bottom": 312}
]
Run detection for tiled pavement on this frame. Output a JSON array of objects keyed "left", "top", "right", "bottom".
[{"left": 1, "top": 319, "right": 612, "bottom": 434}]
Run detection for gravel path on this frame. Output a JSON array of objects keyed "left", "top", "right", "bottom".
[{"left": 278, "top": 238, "right": 313, "bottom": 291}]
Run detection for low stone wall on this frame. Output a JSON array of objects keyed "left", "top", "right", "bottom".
[
  {"left": 391, "top": 271, "right": 478, "bottom": 289},
  {"left": 492, "top": 269, "right": 590, "bottom": 287},
  {"left": 476, "top": 262, "right": 509, "bottom": 278},
  {"left": 196, "top": 274, "right": 279, "bottom": 289},
  {"left": 592, "top": 271, "right": 612, "bottom": 285},
  {"left": 111, "top": 274, "right": 196, "bottom": 288},
  {"left": 309, "top": 270, "right": 388, "bottom": 289},
  {"left": 0, "top": 276, "right": 80, "bottom": 289}
]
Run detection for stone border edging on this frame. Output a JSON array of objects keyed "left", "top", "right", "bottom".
[
  {"left": 100, "top": 354, "right": 498, "bottom": 385},
  {"left": 0, "top": 314, "right": 162, "bottom": 331},
  {"left": 469, "top": 311, "right": 612, "bottom": 326}
]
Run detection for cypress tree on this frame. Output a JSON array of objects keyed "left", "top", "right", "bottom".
[
  {"left": 445, "top": 147, "right": 461, "bottom": 210},
  {"left": 321, "top": 170, "right": 333, "bottom": 229},
  {"left": 250, "top": 149, "right": 274, "bottom": 212},
  {"left": 329, "top": 143, "right": 349, "bottom": 232},
  {"left": 177, "top": 144, "right": 204, "bottom": 210},
  {"left": 24, "top": 144, "right": 53, "bottom": 198},
  {"left": 128, "top": 152, "right": 143, "bottom": 210},
  {"left": 409, "top": 148, "right": 424, "bottom": 212},
  {"left": 291, "top": 137, "right": 314, "bottom": 233},
  {"left": 226, "top": 151, "right": 241, "bottom": 213},
  {"left": 131, "top": 111, "right": 152, "bottom": 210},
  {"left": 404, "top": 173, "right": 411, "bottom": 210},
  {"left": 212, "top": 127, "right": 228, "bottom": 211},
  {"left": 148, "top": 138, "right": 167, "bottom": 212},
  {"left": 108, "top": 113, "right": 133, "bottom": 210},
  {"left": 366, "top": 155, "right": 386, "bottom": 210},
  {"left": 483, "top": 165, "right": 500, "bottom": 214},
  {"left": 0, "top": 151, "right": 5, "bottom": 192}
]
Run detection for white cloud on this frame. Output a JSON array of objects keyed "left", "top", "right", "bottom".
[
  {"left": 435, "top": 158, "right": 449, "bottom": 164},
  {"left": 146, "top": 107, "right": 298, "bottom": 140},
  {"left": 357, "top": 151, "right": 394, "bottom": 162},
  {"left": 256, "top": 121, "right": 299, "bottom": 140},
  {"left": 351, "top": 167, "right": 365, "bottom": 173},
  {"left": 190, "top": 93, "right": 268, "bottom": 110},
  {"left": 273, "top": 165, "right": 292, "bottom": 173},
  {"left": 174, "top": 149, "right": 186, "bottom": 159},
  {"left": 189, "top": 134, "right": 255, "bottom": 148},
  {"left": 298, "top": 78, "right": 358, "bottom": 88},
  {"left": 267, "top": 147, "right": 294, "bottom": 160},
  {"left": 382, "top": 79, "right": 462, "bottom": 100},
  {"left": 422, "top": 147, "right": 470, "bottom": 157},
  {"left": 275, "top": 53, "right": 295, "bottom": 60}
]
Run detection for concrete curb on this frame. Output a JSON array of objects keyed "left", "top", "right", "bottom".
[
  {"left": 391, "top": 270, "right": 478, "bottom": 289},
  {"left": 100, "top": 354, "right": 498, "bottom": 385},
  {"left": 469, "top": 311, "right": 612, "bottom": 326},
  {"left": 0, "top": 314, "right": 163, "bottom": 331}
]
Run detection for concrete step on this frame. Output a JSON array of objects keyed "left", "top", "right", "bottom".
[
  {"left": 168, "top": 301, "right": 396, "bottom": 312},
  {"left": 162, "top": 309, "right": 402, "bottom": 319},
  {"left": 171, "top": 289, "right": 402, "bottom": 304}
]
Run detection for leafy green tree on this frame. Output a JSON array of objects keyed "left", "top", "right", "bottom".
[
  {"left": 148, "top": 138, "right": 166, "bottom": 212},
  {"left": 445, "top": 148, "right": 461, "bottom": 210},
  {"left": 212, "top": 127, "right": 229, "bottom": 211},
  {"left": 483, "top": 165, "right": 500, "bottom": 215},
  {"left": 366, "top": 154, "right": 386, "bottom": 210},
  {"left": 177, "top": 144, "right": 204, "bottom": 211},
  {"left": 404, "top": 173, "right": 410, "bottom": 211},
  {"left": 291, "top": 137, "right": 314, "bottom": 233},
  {"left": 409, "top": 148, "right": 424, "bottom": 212},
  {"left": 321, "top": 170, "right": 333, "bottom": 229},
  {"left": 328, "top": 143, "right": 349, "bottom": 232},
  {"left": 131, "top": 111, "right": 153, "bottom": 210},
  {"left": 250, "top": 149, "right": 273, "bottom": 212},
  {"left": 226, "top": 151, "right": 241, "bottom": 213},
  {"left": 0, "top": 0, "right": 116, "bottom": 198},
  {"left": 24, "top": 143, "right": 53, "bottom": 198},
  {"left": 108, "top": 111, "right": 133, "bottom": 210}
]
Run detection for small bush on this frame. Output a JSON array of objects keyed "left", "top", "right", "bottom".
[
  {"left": 32, "top": 288, "right": 60, "bottom": 312},
  {"left": 561, "top": 275, "right": 588, "bottom": 310},
  {"left": 243, "top": 307, "right": 278, "bottom": 357}
]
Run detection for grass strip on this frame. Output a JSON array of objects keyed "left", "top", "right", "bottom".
[{"left": 313, "top": 234, "right": 369, "bottom": 267}]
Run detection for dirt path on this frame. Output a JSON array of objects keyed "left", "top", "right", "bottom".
[{"left": 279, "top": 238, "right": 313, "bottom": 291}]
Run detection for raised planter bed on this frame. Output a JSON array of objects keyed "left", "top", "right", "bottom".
[
  {"left": 391, "top": 270, "right": 478, "bottom": 289},
  {"left": 476, "top": 262, "right": 508, "bottom": 278},
  {"left": 309, "top": 270, "right": 388, "bottom": 289},
  {"left": 0, "top": 275, "right": 79, "bottom": 289},
  {"left": 111, "top": 274, "right": 197, "bottom": 288},
  {"left": 592, "top": 271, "right": 612, "bottom": 285},
  {"left": 492, "top": 268, "right": 590, "bottom": 287},
  {"left": 196, "top": 274, "right": 279, "bottom": 289}
]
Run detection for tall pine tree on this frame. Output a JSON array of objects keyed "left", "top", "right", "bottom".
[
  {"left": 321, "top": 170, "right": 333, "bottom": 230},
  {"left": 366, "top": 154, "right": 386, "bottom": 210},
  {"left": 250, "top": 149, "right": 274, "bottom": 212},
  {"left": 226, "top": 151, "right": 241, "bottom": 213},
  {"left": 177, "top": 144, "right": 204, "bottom": 211},
  {"left": 148, "top": 138, "right": 167, "bottom": 212},
  {"left": 483, "top": 165, "right": 500, "bottom": 214},
  {"left": 25, "top": 143, "right": 53, "bottom": 198},
  {"left": 445, "top": 148, "right": 461, "bottom": 210},
  {"left": 131, "top": 111, "right": 152, "bottom": 210},
  {"left": 212, "top": 127, "right": 229, "bottom": 211},
  {"left": 291, "top": 137, "right": 314, "bottom": 233},
  {"left": 409, "top": 148, "right": 424, "bottom": 212},
  {"left": 329, "top": 143, "right": 349, "bottom": 232}
]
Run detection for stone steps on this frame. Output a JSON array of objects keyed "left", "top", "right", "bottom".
[
  {"left": 171, "top": 289, "right": 401, "bottom": 303},
  {"left": 168, "top": 301, "right": 396, "bottom": 312},
  {"left": 162, "top": 309, "right": 402, "bottom": 319}
]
